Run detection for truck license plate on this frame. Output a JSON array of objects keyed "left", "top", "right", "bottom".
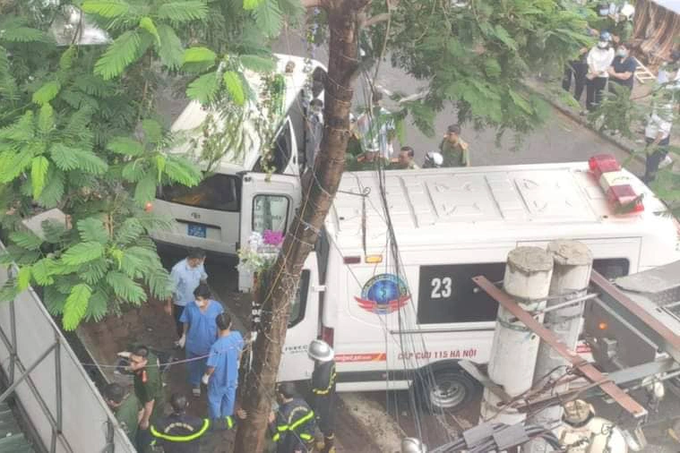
[{"left": 187, "top": 223, "right": 207, "bottom": 238}]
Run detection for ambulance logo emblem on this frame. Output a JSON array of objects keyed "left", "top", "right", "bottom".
[{"left": 355, "top": 274, "right": 411, "bottom": 314}]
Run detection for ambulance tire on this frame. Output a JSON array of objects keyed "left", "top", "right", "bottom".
[{"left": 416, "top": 367, "right": 479, "bottom": 413}]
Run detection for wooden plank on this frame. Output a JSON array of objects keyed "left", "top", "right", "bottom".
[{"left": 473, "top": 275, "right": 648, "bottom": 418}]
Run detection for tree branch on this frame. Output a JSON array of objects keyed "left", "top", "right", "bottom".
[{"left": 363, "top": 12, "right": 390, "bottom": 27}]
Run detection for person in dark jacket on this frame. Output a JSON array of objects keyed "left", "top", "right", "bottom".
[
  {"left": 308, "top": 339, "right": 337, "bottom": 453},
  {"left": 150, "top": 393, "right": 242, "bottom": 453},
  {"left": 269, "top": 382, "right": 316, "bottom": 453}
]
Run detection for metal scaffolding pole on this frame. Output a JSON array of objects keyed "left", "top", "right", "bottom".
[{"left": 0, "top": 342, "right": 57, "bottom": 405}]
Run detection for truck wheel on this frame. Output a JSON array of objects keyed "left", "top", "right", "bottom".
[{"left": 419, "top": 368, "right": 479, "bottom": 412}]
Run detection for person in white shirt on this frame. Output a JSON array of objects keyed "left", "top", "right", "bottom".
[
  {"left": 585, "top": 32, "right": 615, "bottom": 112},
  {"left": 305, "top": 99, "right": 324, "bottom": 168},
  {"left": 643, "top": 99, "right": 674, "bottom": 183},
  {"left": 355, "top": 91, "right": 396, "bottom": 159}
]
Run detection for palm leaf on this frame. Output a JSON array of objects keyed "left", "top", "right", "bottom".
[
  {"left": 156, "top": 24, "right": 184, "bottom": 70},
  {"left": 253, "top": 0, "right": 282, "bottom": 38},
  {"left": 81, "top": 0, "right": 131, "bottom": 18}
]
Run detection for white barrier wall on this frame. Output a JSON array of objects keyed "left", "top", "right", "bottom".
[{"left": 0, "top": 249, "right": 136, "bottom": 453}]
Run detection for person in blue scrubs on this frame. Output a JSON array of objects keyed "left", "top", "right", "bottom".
[
  {"left": 202, "top": 313, "right": 244, "bottom": 419},
  {"left": 178, "top": 283, "right": 224, "bottom": 397}
]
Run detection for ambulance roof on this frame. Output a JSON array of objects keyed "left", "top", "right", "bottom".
[
  {"left": 168, "top": 54, "right": 323, "bottom": 173},
  {"left": 326, "top": 162, "right": 672, "bottom": 251}
]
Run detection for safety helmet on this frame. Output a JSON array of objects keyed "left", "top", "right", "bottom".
[
  {"left": 620, "top": 3, "right": 635, "bottom": 20},
  {"left": 600, "top": 31, "right": 612, "bottom": 42},
  {"left": 308, "top": 339, "right": 334, "bottom": 362},
  {"left": 562, "top": 399, "right": 594, "bottom": 425},
  {"left": 424, "top": 151, "right": 444, "bottom": 168},
  {"left": 401, "top": 438, "right": 427, "bottom": 453}
]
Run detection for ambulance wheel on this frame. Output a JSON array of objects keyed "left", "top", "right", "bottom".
[{"left": 419, "top": 368, "right": 479, "bottom": 412}]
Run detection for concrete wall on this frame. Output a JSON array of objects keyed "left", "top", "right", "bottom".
[{"left": 0, "top": 248, "right": 136, "bottom": 453}]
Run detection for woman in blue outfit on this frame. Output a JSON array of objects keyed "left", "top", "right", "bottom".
[
  {"left": 178, "top": 283, "right": 224, "bottom": 397},
  {"left": 202, "top": 313, "right": 244, "bottom": 419}
]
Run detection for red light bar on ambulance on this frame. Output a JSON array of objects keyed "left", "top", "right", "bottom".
[{"left": 588, "top": 154, "right": 644, "bottom": 213}]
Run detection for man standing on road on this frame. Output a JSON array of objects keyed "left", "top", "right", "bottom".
[
  {"left": 563, "top": 47, "right": 590, "bottom": 102},
  {"left": 118, "top": 345, "right": 165, "bottom": 453},
  {"left": 643, "top": 98, "right": 674, "bottom": 183},
  {"left": 305, "top": 99, "right": 324, "bottom": 169},
  {"left": 167, "top": 248, "right": 208, "bottom": 343},
  {"left": 103, "top": 383, "right": 143, "bottom": 446},
  {"left": 585, "top": 32, "right": 615, "bottom": 112},
  {"left": 178, "top": 283, "right": 224, "bottom": 397},
  {"left": 439, "top": 124, "right": 470, "bottom": 167},
  {"left": 308, "top": 340, "right": 337, "bottom": 453},
  {"left": 608, "top": 42, "right": 637, "bottom": 94},
  {"left": 150, "top": 393, "right": 243, "bottom": 452},
  {"left": 356, "top": 91, "right": 396, "bottom": 160},
  {"left": 269, "top": 382, "right": 317, "bottom": 453},
  {"left": 202, "top": 313, "right": 244, "bottom": 420}
]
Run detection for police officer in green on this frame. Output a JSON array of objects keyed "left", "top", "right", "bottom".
[
  {"left": 118, "top": 345, "right": 165, "bottom": 453},
  {"left": 103, "top": 383, "right": 142, "bottom": 446},
  {"left": 345, "top": 151, "right": 389, "bottom": 171}
]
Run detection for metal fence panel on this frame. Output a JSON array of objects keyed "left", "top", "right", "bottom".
[{"left": 0, "top": 244, "right": 136, "bottom": 453}]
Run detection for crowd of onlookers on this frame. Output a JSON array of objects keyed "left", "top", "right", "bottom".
[{"left": 561, "top": 2, "right": 678, "bottom": 184}]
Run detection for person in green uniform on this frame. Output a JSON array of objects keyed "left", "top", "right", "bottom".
[
  {"left": 103, "top": 383, "right": 143, "bottom": 446},
  {"left": 439, "top": 124, "right": 470, "bottom": 167},
  {"left": 387, "top": 146, "right": 419, "bottom": 170},
  {"left": 345, "top": 151, "right": 389, "bottom": 171},
  {"left": 118, "top": 345, "right": 165, "bottom": 453}
]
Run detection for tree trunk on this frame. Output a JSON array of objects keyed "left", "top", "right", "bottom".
[{"left": 233, "top": 0, "right": 370, "bottom": 451}]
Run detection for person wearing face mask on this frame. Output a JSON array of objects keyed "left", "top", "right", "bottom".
[
  {"left": 585, "top": 32, "right": 615, "bottom": 112},
  {"left": 608, "top": 42, "right": 637, "bottom": 93},
  {"left": 178, "top": 283, "right": 224, "bottom": 397}
]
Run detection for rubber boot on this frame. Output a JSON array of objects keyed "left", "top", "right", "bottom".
[{"left": 320, "top": 434, "right": 335, "bottom": 453}]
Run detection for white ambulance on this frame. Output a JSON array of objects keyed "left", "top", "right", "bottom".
[
  {"left": 152, "top": 54, "right": 327, "bottom": 255},
  {"left": 154, "top": 149, "right": 680, "bottom": 411}
]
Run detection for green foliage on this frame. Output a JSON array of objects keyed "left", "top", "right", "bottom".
[
  {"left": 253, "top": 0, "right": 283, "bottom": 38},
  {"left": 63, "top": 284, "right": 92, "bottom": 330},
  {"left": 379, "top": 0, "right": 590, "bottom": 136},
  {"left": 0, "top": 0, "right": 285, "bottom": 331}
]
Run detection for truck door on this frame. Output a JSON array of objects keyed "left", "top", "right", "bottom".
[
  {"left": 277, "top": 253, "right": 321, "bottom": 382},
  {"left": 238, "top": 172, "right": 301, "bottom": 291}
]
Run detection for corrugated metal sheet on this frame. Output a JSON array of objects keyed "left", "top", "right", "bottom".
[{"left": 0, "top": 401, "right": 36, "bottom": 452}]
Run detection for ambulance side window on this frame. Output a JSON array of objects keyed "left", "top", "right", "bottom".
[
  {"left": 289, "top": 270, "right": 310, "bottom": 327},
  {"left": 593, "top": 258, "right": 629, "bottom": 279},
  {"left": 417, "top": 263, "right": 505, "bottom": 324}
]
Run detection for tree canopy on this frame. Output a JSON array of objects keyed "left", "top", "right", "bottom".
[{"left": 0, "top": 0, "right": 592, "bottom": 332}]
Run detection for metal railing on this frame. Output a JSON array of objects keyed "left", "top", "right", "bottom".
[{"left": 0, "top": 243, "right": 136, "bottom": 453}]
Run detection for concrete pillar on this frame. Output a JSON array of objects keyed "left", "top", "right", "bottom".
[
  {"left": 525, "top": 241, "right": 593, "bottom": 453},
  {"left": 480, "top": 247, "right": 553, "bottom": 425}
]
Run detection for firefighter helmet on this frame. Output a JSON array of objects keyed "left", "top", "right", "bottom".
[
  {"left": 563, "top": 399, "right": 594, "bottom": 425},
  {"left": 308, "top": 339, "right": 334, "bottom": 362}
]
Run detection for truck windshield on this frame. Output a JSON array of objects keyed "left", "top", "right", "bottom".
[{"left": 157, "top": 173, "right": 241, "bottom": 212}]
